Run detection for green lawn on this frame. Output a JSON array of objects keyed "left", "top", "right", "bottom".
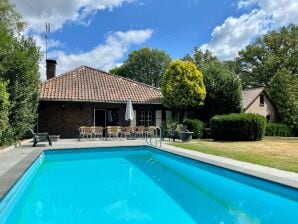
[{"left": 170, "top": 137, "right": 298, "bottom": 173}]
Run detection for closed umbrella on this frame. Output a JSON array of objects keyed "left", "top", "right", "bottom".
[{"left": 125, "top": 97, "right": 134, "bottom": 122}]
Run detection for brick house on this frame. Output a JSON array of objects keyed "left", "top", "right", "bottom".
[
  {"left": 242, "top": 88, "right": 276, "bottom": 121},
  {"left": 38, "top": 60, "right": 171, "bottom": 138}
]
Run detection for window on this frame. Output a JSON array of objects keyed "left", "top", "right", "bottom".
[
  {"left": 260, "top": 95, "right": 264, "bottom": 106},
  {"left": 138, "top": 110, "right": 153, "bottom": 126}
]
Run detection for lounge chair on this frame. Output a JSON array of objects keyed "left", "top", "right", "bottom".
[
  {"left": 29, "top": 128, "right": 52, "bottom": 147},
  {"left": 178, "top": 125, "right": 193, "bottom": 142}
]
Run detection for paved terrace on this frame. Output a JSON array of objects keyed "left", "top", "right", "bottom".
[{"left": 0, "top": 139, "right": 298, "bottom": 200}]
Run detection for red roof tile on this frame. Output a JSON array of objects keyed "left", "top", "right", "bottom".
[{"left": 39, "top": 66, "right": 162, "bottom": 104}]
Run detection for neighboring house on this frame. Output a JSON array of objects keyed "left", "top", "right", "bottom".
[
  {"left": 38, "top": 60, "right": 171, "bottom": 138},
  {"left": 242, "top": 88, "right": 276, "bottom": 121}
]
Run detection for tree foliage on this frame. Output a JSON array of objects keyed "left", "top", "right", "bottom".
[
  {"left": 237, "top": 24, "right": 298, "bottom": 88},
  {"left": 0, "top": 81, "right": 9, "bottom": 135},
  {"left": 183, "top": 49, "right": 242, "bottom": 121},
  {"left": 267, "top": 69, "right": 298, "bottom": 133},
  {"left": 0, "top": 0, "right": 26, "bottom": 33},
  {"left": 110, "top": 48, "right": 171, "bottom": 87},
  {"left": 0, "top": 0, "right": 41, "bottom": 144},
  {"left": 161, "top": 60, "right": 206, "bottom": 114}
]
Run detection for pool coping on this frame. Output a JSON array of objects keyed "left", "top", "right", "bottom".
[
  {"left": 0, "top": 141, "right": 297, "bottom": 202},
  {"left": 0, "top": 149, "right": 42, "bottom": 201}
]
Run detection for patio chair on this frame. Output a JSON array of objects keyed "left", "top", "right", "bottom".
[
  {"left": 93, "top": 126, "right": 103, "bottom": 139},
  {"left": 135, "top": 126, "right": 145, "bottom": 138},
  {"left": 121, "top": 126, "right": 135, "bottom": 139},
  {"left": 29, "top": 128, "right": 52, "bottom": 147},
  {"left": 145, "top": 126, "right": 156, "bottom": 138},
  {"left": 106, "top": 126, "right": 119, "bottom": 140},
  {"left": 79, "top": 126, "right": 93, "bottom": 140}
]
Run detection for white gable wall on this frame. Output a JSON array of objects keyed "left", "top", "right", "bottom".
[{"left": 244, "top": 94, "right": 276, "bottom": 121}]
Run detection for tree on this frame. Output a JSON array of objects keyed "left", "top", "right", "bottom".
[
  {"left": 237, "top": 24, "right": 298, "bottom": 88},
  {"left": 268, "top": 69, "right": 298, "bottom": 133},
  {"left": 0, "top": 0, "right": 26, "bottom": 33},
  {"left": 200, "top": 60, "right": 242, "bottom": 121},
  {"left": 161, "top": 60, "right": 206, "bottom": 120},
  {"left": 110, "top": 48, "right": 171, "bottom": 87},
  {"left": 183, "top": 49, "right": 242, "bottom": 121},
  {"left": 0, "top": 0, "right": 41, "bottom": 144}
]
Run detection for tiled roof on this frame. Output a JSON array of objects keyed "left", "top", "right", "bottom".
[
  {"left": 242, "top": 87, "right": 264, "bottom": 110},
  {"left": 39, "top": 66, "right": 162, "bottom": 104}
]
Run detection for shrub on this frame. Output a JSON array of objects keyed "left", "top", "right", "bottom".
[
  {"left": 210, "top": 113, "right": 267, "bottom": 141},
  {"left": 265, "top": 123, "right": 293, "bottom": 137},
  {"left": 183, "top": 119, "right": 204, "bottom": 139},
  {"left": 0, "top": 81, "right": 9, "bottom": 137}
]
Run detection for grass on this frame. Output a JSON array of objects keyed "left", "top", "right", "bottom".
[{"left": 170, "top": 137, "right": 298, "bottom": 173}]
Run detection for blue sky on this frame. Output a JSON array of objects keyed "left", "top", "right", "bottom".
[
  {"left": 52, "top": 0, "right": 241, "bottom": 58},
  {"left": 12, "top": 0, "right": 298, "bottom": 77}
]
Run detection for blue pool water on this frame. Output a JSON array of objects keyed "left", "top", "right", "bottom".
[{"left": 0, "top": 146, "right": 297, "bottom": 223}]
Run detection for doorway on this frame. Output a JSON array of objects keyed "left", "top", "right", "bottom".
[{"left": 94, "top": 109, "right": 106, "bottom": 127}]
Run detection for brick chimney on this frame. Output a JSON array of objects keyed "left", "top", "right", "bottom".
[{"left": 46, "top": 59, "right": 57, "bottom": 80}]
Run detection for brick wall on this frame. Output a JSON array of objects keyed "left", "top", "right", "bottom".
[{"left": 38, "top": 101, "right": 165, "bottom": 138}]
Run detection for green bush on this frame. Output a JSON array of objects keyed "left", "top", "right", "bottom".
[
  {"left": 0, "top": 81, "right": 9, "bottom": 137},
  {"left": 183, "top": 119, "right": 204, "bottom": 139},
  {"left": 265, "top": 123, "right": 293, "bottom": 137},
  {"left": 210, "top": 113, "right": 267, "bottom": 141}
]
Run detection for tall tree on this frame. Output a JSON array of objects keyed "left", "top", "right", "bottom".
[
  {"left": 237, "top": 24, "right": 298, "bottom": 88},
  {"left": 0, "top": 0, "right": 41, "bottom": 144},
  {"left": 183, "top": 49, "right": 242, "bottom": 121},
  {"left": 268, "top": 69, "right": 298, "bottom": 133},
  {"left": 200, "top": 60, "right": 242, "bottom": 121},
  {"left": 110, "top": 48, "right": 171, "bottom": 87},
  {"left": 161, "top": 60, "right": 206, "bottom": 120}
]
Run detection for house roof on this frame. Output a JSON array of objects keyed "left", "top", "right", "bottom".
[
  {"left": 242, "top": 87, "right": 265, "bottom": 110},
  {"left": 39, "top": 66, "right": 162, "bottom": 104}
]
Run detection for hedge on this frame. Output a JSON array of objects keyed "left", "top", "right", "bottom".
[
  {"left": 265, "top": 123, "right": 293, "bottom": 137},
  {"left": 183, "top": 119, "right": 204, "bottom": 139},
  {"left": 210, "top": 113, "right": 267, "bottom": 141}
]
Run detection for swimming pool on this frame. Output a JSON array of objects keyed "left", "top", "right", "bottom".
[{"left": 0, "top": 146, "right": 297, "bottom": 223}]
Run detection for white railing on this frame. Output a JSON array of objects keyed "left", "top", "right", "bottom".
[{"left": 145, "top": 126, "right": 162, "bottom": 147}]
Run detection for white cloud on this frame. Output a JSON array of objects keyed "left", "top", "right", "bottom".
[
  {"left": 12, "top": 0, "right": 134, "bottom": 32},
  {"left": 238, "top": 0, "right": 258, "bottom": 9},
  {"left": 39, "top": 29, "right": 153, "bottom": 79},
  {"left": 201, "top": 0, "right": 298, "bottom": 60}
]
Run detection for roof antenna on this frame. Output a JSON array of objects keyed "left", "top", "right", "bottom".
[{"left": 45, "top": 23, "right": 51, "bottom": 60}]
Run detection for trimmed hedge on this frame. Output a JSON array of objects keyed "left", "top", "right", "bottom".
[
  {"left": 183, "top": 119, "right": 204, "bottom": 139},
  {"left": 210, "top": 113, "right": 267, "bottom": 141},
  {"left": 265, "top": 123, "right": 293, "bottom": 137}
]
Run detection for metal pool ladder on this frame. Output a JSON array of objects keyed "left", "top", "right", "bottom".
[{"left": 145, "top": 126, "right": 162, "bottom": 147}]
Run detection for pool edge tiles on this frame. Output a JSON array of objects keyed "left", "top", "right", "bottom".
[
  {"left": 0, "top": 154, "right": 44, "bottom": 223},
  {"left": 0, "top": 149, "right": 43, "bottom": 201}
]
